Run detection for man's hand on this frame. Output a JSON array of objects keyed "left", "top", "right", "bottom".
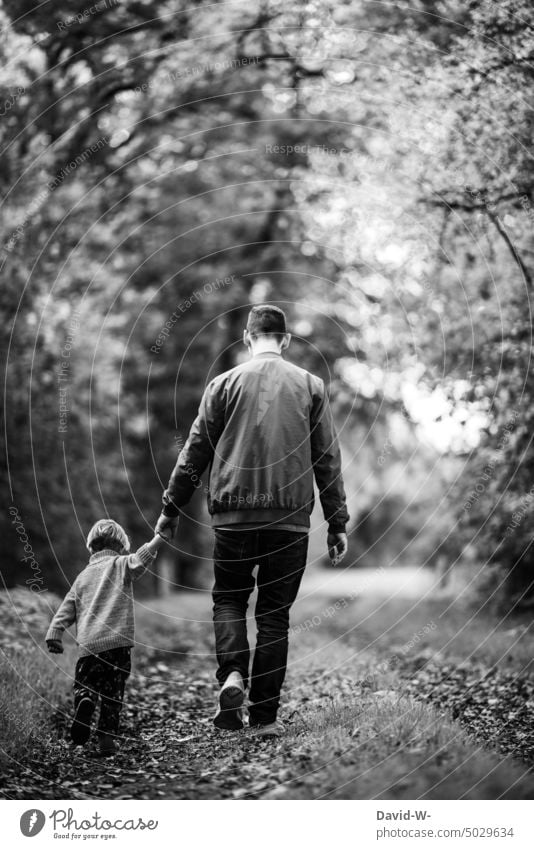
[
  {"left": 47, "top": 639, "right": 64, "bottom": 654},
  {"left": 155, "top": 513, "right": 179, "bottom": 540},
  {"left": 327, "top": 532, "right": 348, "bottom": 566}
]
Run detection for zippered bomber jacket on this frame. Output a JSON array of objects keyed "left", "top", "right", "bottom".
[{"left": 162, "top": 352, "right": 349, "bottom": 533}]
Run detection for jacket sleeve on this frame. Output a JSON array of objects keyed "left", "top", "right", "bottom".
[
  {"left": 45, "top": 584, "right": 77, "bottom": 643},
  {"left": 162, "top": 378, "right": 226, "bottom": 516},
  {"left": 310, "top": 379, "right": 350, "bottom": 533}
]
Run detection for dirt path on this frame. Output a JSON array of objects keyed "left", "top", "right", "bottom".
[
  {"left": 0, "top": 639, "right": 363, "bottom": 800},
  {"left": 2, "top": 571, "right": 534, "bottom": 800}
]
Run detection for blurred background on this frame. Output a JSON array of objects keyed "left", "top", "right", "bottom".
[{"left": 1, "top": 0, "right": 534, "bottom": 615}]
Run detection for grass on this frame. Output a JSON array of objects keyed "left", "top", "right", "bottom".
[
  {"left": 292, "top": 586, "right": 534, "bottom": 673},
  {"left": 268, "top": 691, "right": 533, "bottom": 800},
  {"left": 0, "top": 589, "right": 77, "bottom": 771},
  {"left": 0, "top": 649, "right": 66, "bottom": 769}
]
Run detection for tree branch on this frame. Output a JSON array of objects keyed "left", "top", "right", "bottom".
[
  {"left": 423, "top": 190, "right": 530, "bottom": 213},
  {"left": 488, "top": 211, "right": 533, "bottom": 290}
]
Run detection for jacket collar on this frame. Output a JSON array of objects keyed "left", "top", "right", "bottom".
[{"left": 252, "top": 351, "right": 282, "bottom": 359}]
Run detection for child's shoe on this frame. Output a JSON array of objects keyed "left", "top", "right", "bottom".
[
  {"left": 70, "top": 697, "right": 95, "bottom": 745},
  {"left": 97, "top": 733, "right": 117, "bottom": 757}
]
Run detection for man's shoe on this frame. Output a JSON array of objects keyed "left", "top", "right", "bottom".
[
  {"left": 249, "top": 719, "right": 285, "bottom": 738},
  {"left": 213, "top": 671, "right": 245, "bottom": 731},
  {"left": 70, "top": 697, "right": 95, "bottom": 745},
  {"left": 97, "top": 733, "right": 117, "bottom": 757}
]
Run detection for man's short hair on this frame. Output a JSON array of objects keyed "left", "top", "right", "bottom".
[{"left": 246, "top": 304, "right": 287, "bottom": 338}]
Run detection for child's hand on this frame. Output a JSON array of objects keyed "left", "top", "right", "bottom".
[
  {"left": 157, "top": 529, "right": 173, "bottom": 542},
  {"left": 155, "top": 513, "right": 179, "bottom": 540},
  {"left": 47, "top": 639, "right": 64, "bottom": 654},
  {"left": 145, "top": 530, "right": 172, "bottom": 556}
]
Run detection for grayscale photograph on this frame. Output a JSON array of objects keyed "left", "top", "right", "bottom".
[{"left": 0, "top": 0, "right": 533, "bottom": 843}]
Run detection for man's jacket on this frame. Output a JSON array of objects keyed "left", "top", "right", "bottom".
[{"left": 162, "top": 352, "right": 349, "bottom": 532}]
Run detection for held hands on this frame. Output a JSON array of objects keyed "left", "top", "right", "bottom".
[
  {"left": 327, "top": 532, "right": 348, "bottom": 566},
  {"left": 155, "top": 512, "right": 179, "bottom": 541},
  {"left": 47, "top": 639, "right": 64, "bottom": 654}
]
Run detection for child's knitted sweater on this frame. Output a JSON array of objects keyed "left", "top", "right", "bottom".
[{"left": 45, "top": 546, "right": 155, "bottom": 657}]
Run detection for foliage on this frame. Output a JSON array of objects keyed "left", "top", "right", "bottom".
[{"left": 1, "top": 0, "right": 533, "bottom": 608}]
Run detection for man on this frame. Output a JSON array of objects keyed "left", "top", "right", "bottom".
[{"left": 156, "top": 304, "right": 349, "bottom": 737}]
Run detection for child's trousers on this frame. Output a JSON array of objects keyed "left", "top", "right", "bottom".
[{"left": 73, "top": 647, "right": 131, "bottom": 736}]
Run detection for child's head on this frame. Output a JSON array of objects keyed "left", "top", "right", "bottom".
[{"left": 86, "top": 519, "right": 131, "bottom": 555}]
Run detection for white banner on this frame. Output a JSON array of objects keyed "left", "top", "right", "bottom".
[{"left": 1, "top": 800, "right": 532, "bottom": 848}]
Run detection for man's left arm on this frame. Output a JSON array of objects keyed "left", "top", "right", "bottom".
[
  {"left": 310, "top": 379, "right": 350, "bottom": 562},
  {"left": 156, "top": 379, "right": 226, "bottom": 533}
]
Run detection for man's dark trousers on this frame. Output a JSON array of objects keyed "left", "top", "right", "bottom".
[{"left": 213, "top": 527, "right": 308, "bottom": 725}]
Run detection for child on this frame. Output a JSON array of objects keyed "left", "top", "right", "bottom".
[{"left": 46, "top": 518, "right": 169, "bottom": 756}]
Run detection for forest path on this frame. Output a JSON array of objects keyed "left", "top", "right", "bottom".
[{"left": 2, "top": 569, "right": 533, "bottom": 800}]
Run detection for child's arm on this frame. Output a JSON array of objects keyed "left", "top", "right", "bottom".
[
  {"left": 148, "top": 532, "right": 170, "bottom": 553},
  {"left": 46, "top": 585, "right": 77, "bottom": 653},
  {"left": 125, "top": 534, "right": 167, "bottom": 581}
]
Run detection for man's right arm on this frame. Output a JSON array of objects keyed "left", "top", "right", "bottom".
[{"left": 160, "top": 378, "right": 226, "bottom": 520}]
